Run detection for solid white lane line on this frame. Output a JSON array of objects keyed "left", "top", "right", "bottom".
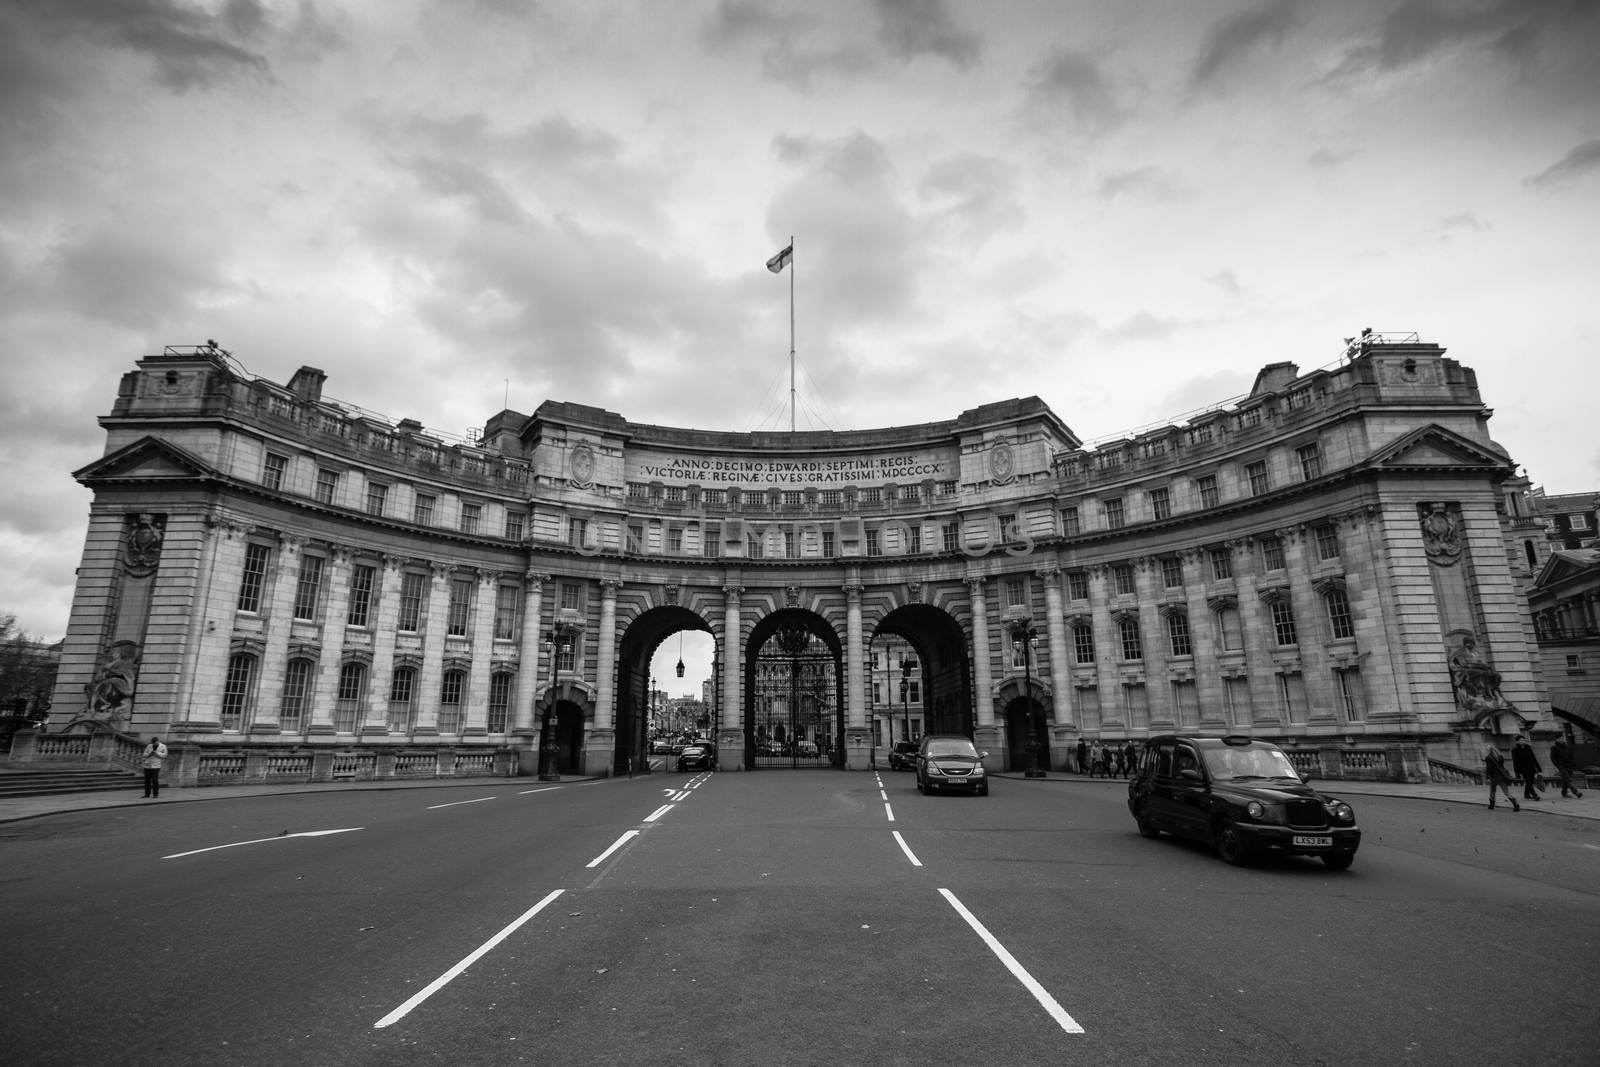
[
  {"left": 163, "top": 827, "right": 362, "bottom": 860},
  {"left": 892, "top": 830, "right": 922, "bottom": 867},
  {"left": 644, "top": 804, "right": 675, "bottom": 822},
  {"left": 426, "top": 796, "right": 497, "bottom": 810},
  {"left": 373, "top": 889, "right": 565, "bottom": 1029},
  {"left": 586, "top": 830, "right": 641, "bottom": 868},
  {"left": 517, "top": 787, "right": 560, "bottom": 795},
  {"left": 938, "top": 888, "right": 1085, "bottom": 1035},
  {"left": 884, "top": 802, "right": 896, "bottom": 822}
]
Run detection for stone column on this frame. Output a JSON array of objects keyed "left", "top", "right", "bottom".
[
  {"left": 174, "top": 514, "right": 246, "bottom": 735},
  {"left": 412, "top": 562, "right": 453, "bottom": 736},
  {"left": 250, "top": 533, "right": 305, "bottom": 734},
  {"left": 307, "top": 545, "right": 354, "bottom": 736},
  {"left": 513, "top": 573, "right": 550, "bottom": 738},
  {"left": 363, "top": 556, "right": 404, "bottom": 735},
  {"left": 969, "top": 576, "right": 1001, "bottom": 762},
  {"left": 721, "top": 583, "right": 743, "bottom": 770},
  {"left": 1038, "top": 565, "right": 1074, "bottom": 730},
  {"left": 465, "top": 570, "right": 499, "bottom": 736},
  {"left": 581, "top": 578, "right": 621, "bottom": 775},
  {"left": 843, "top": 578, "right": 871, "bottom": 770}
]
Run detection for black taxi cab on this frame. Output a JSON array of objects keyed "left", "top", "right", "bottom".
[{"left": 1127, "top": 734, "right": 1361, "bottom": 869}]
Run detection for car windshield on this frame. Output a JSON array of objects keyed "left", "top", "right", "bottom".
[
  {"left": 925, "top": 740, "right": 978, "bottom": 758},
  {"left": 1202, "top": 745, "right": 1302, "bottom": 782}
]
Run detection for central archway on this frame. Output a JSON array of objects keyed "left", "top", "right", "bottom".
[
  {"left": 871, "top": 603, "right": 974, "bottom": 744},
  {"left": 616, "top": 605, "right": 714, "bottom": 775},
  {"left": 745, "top": 608, "right": 844, "bottom": 768}
]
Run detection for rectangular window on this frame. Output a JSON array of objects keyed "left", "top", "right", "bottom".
[
  {"left": 447, "top": 577, "right": 473, "bottom": 636},
  {"left": 221, "top": 654, "right": 256, "bottom": 731},
  {"left": 1571, "top": 512, "right": 1592, "bottom": 531},
  {"left": 366, "top": 482, "right": 388, "bottom": 516},
  {"left": 667, "top": 525, "right": 684, "bottom": 554},
  {"left": 1279, "top": 672, "right": 1308, "bottom": 724},
  {"left": 315, "top": 468, "right": 339, "bottom": 504},
  {"left": 1076, "top": 686, "right": 1101, "bottom": 731},
  {"left": 1072, "top": 624, "right": 1095, "bottom": 665},
  {"left": 264, "top": 453, "right": 288, "bottom": 491},
  {"left": 1113, "top": 564, "right": 1135, "bottom": 597},
  {"left": 1068, "top": 570, "right": 1089, "bottom": 601},
  {"left": 1005, "top": 577, "right": 1027, "bottom": 608},
  {"left": 414, "top": 494, "right": 436, "bottom": 525},
  {"left": 1315, "top": 523, "right": 1340, "bottom": 560},
  {"left": 292, "top": 555, "right": 325, "bottom": 621},
  {"left": 822, "top": 529, "right": 835, "bottom": 557},
  {"left": 1261, "top": 535, "right": 1286, "bottom": 571},
  {"left": 1061, "top": 506, "right": 1081, "bottom": 536},
  {"left": 942, "top": 522, "right": 959, "bottom": 553},
  {"left": 461, "top": 503, "right": 482, "bottom": 535},
  {"left": 237, "top": 543, "right": 271, "bottom": 613},
  {"left": 1123, "top": 683, "right": 1150, "bottom": 728},
  {"left": 347, "top": 564, "right": 376, "bottom": 627},
  {"left": 387, "top": 669, "right": 415, "bottom": 732},
  {"left": 504, "top": 510, "right": 526, "bottom": 540},
  {"left": 1119, "top": 618, "right": 1143, "bottom": 661},
  {"left": 556, "top": 634, "right": 578, "bottom": 673},
  {"left": 1197, "top": 474, "right": 1219, "bottom": 509},
  {"left": 1246, "top": 461, "right": 1270, "bottom": 496},
  {"left": 1104, "top": 497, "right": 1125, "bottom": 529},
  {"left": 1336, "top": 667, "right": 1366, "bottom": 722},
  {"left": 865, "top": 528, "right": 880, "bottom": 556},
  {"left": 1011, "top": 632, "right": 1038, "bottom": 669},
  {"left": 1270, "top": 599, "right": 1298, "bottom": 646},
  {"left": 1172, "top": 679, "right": 1198, "bottom": 729},
  {"left": 494, "top": 583, "right": 519, "bottom": 640},
  {"left": 439, "top": 672, "right": 463, "bottom": 734},
  {"left": 1149, "top": 487, "right": 1171, "bottom": 521},
  {"left": 398, "top": 572, "right": 427, "bottom": 632},
  {"left": 1210, "top": 547, "right": 1233, "bottom": 581},
  {"left": 1326, "top": 587, "right": 1355, "bottom": 640},
  {"left": 1167, "top": 612, "right": 1192, "bottom": 657},
  {"left": 487, "top": 674, "right": 511, "bottom": 733},
  {"left": 560, "top": 582, "right": 581, "bottom": 612},
  {"left": 568, "top": 517, "right": 588, "bottom": 547},
  {"left": 335, "top": 664, "right": 364, "bottom": 732},
  {"left": 1297, "top": 443, "right": 1323, "bottom": 481},
  {"left": 1216, "top": 606, "right": 1244, "bottom": 651},
  {"left": 280, "top": 659, "right": 311, "bottom": 732},
  {"left": 1160, "top": 556, "right": 1183, "bottom": 588},
  {"left": 1223, "top": 676, "right": 1251, "bottom": 726}
]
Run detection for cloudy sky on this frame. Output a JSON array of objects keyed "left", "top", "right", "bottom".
[{"left": 3, "top": 0, "right": 1598, "bottom": 645}]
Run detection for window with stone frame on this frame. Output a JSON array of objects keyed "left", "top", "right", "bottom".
[
  {"left": 263, "top": 452, "right": 288, "bottom": 491},
  {"left": 1260, "top": 534, "right": 1286, "bottom": 571},
  {"left": 1166, "top": 611, "right": 1193, "bottom": 657},
  {"left": 292, "top": 554, "right": 325, "bottom": 621},
  {"left": 397, "top": 571, "right": 427, "bottom": 632},
  {"left": 1061, "top": 506, "right": 1081, "bottom": 535},
  {"left": 347, "top": 564, "right": 375, "bottom": 627},
  {"left": 1268, "top": 597, "right": 1298, "bottom": 646},
  {"left": 1112, "top": 563, "right": 1136, "bottom": 596},
  {"left": 1149, "top": 486, "right": 1171, "bottom": 520},
  {"left": 504, "top": 510, "right": 526, "bottom": 540},
  {"left": 1104, "top": 497, "right": 1125, "bottom": 528},
  {"left": 1336, "top": 666, "right": 1366, "bottom": 722},
  {"left": 1297, "top": 442, "right": 1323, "bottom": 480},
  {"left": 335, "top": 663, "right": 365, "bottom": 732},
  {"left": 387, "top": 667, "right": 416, "bottom": 732},
  {"left": 237, "top": 542, "right": 272, "bottom": 613},
  {"left": 461, "top": 502, "right": 482, "bottom": 535},
  {"left": 414, "top": 493, "right": 436, "bottom": 525},
  {"left": 1223, "top": 675, "right": 1251, "bottom": 727},
  {"left": 1072, "top": 622, "right": 1096, "bottom": 664},
  {"left": 221, "top": 652, "right": 257, "bottom": 731},
  {"left": 315, "top": 468, "right": 339, "bottom": 504},
  {"left": 1246, "top": 460, "right": 1270, "bottom": 496},
  {"left": 1068, "top": 569, "right": 1090, "bottom": 600},
  {"left": 1160, "top": 555, "right": 1184, "bottom": 588},
  {"left": 280, "top": 658, "right": 312, "bottom": 732},
  {"left": 366, "top": 482, "right": 389, "bottom": 516},
  {"left": 1214, "top": 602, "right": 1244, "bottom": 651},
  {"left": 1197, "top": 473, "right": 1220, "bottom": 509},
  {"left": 494, "top": 583, "right": 519, "bottom": 640},
  {"left": 1324, "top": 585, "right": 1355, "bottom": 640},
  {"left": 438, "top": 670, "right": 464, "bottom": 733},
  {"left": 1314, "top": 523, "right": 1340, "bottom": 560},
  {"left": 1118, "top": 615, "right": 1143, "bottom": 661},
  {"left": 487, "top": 673, "right": 512, "bottom": 733},
  {"left": 1209, "top": 546, "right": 1233, "bottom": 581},
  {"left": 446, "top": 577, "right": 473, "bottom": 636}
]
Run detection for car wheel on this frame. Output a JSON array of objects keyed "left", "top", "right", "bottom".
[
  {"left": 1321, "top": 851, "right": 1355, "bottom": 871},
  {"left": 1135, "top": 806, "right": 1161, "bottom": 839},
  {"left": 978, "top": 783, "right": 989, "bottom": 796},
  {"left": 1215, "top": 818, "right": 1251, "bottom": 866}
]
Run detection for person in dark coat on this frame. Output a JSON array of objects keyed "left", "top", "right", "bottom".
[
  {"left": 1550, "top": 736, "right": 1584, "bottom": 799},
  {"left": 1510, "top": 734, "right": 1542, "bottom": 800},
  {"left": 1124, "top": 741, "right": 1138, "bottom": 778},
  {"left": 1076, "top": 738, "right": 1089, "bottom": 776},
  {"left": 1483, "top": 742, "right": 1519, "bottom": 812}
]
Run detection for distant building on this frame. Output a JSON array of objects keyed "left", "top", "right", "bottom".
[
  {"left": 1528, "top": 547, "right": 1600, "bottom": 756},
  {"left": 1532, "top": 490, "right": 1600, "bottom": 551},
  {"left": 33, "top": 335, "right": 1555, "bottom": 783}
]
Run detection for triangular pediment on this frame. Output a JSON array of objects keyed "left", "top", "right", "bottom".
[
  {"left": 1531, "top": 548, "right": 1600, "bottom": 592},
  {"left": 1368, "top": 424, "right": 1511, "bottom": 472},
  {"left": 74, "top": 436, "right": 216, "bottom": 486}
]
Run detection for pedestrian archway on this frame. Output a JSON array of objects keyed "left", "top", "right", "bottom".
[
  {"left": 617, "top": 605, "right": 714, "bottom": 775},
  {"left": 745, "top": 608, "right": 843, "bottom": 768}
]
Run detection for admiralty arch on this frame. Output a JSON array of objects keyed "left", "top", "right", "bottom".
[{"left": 31, "top": 335, "right": 1551, "bottom": 786}]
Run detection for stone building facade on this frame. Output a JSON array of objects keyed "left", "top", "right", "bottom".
[{"left": 39, "top": 336, "right": 1548, "bottom": 783}]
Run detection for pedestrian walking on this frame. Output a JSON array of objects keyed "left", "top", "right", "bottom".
[
  {"left": 1124, "top": 741, "right": 1138, "bottom": 778},
  {"left": 1550, "top": 735, "right": 1584, "bottom": 799},
  {"left": 1511, "top": 734, "right": 1542, "bottom": 800},
  {"left": 141, "top": 735, "right": 168, "bottom": 799},
  {"left": 1076, "top": 738, "right": 1089, "bottom": 776},
  {"left": 1483, "top": 742, "right": 1519, "bottom": 812}
]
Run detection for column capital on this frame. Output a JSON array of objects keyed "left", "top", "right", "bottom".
[
  {"left": 722, "top": 584, "right": 744, "bottom": 603},
  {"left": 1034, "top": 565, "right": 1061, "bottom": 583},
  {"left": 965, "top": 575, "right": 986, "bottom": 595},
  {"left": 430, "top": 561, "right": 456, "bottom": 580},
  {"left": 599, "top": 577, "right": 624, "bottom": 597},
  {"left": 842, "top": 581, "right": 864, "bottom": 603},
  {"left": 525, "top": 570, "right": 553, "bottom": 586}
]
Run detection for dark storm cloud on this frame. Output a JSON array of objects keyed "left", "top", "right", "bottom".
[
  {"left": 1525, "top": 138, "right": 1600, "bottom": 190},
  {"left": 872, "top": 0, "right": 982, "bottom": 67},
  {"left": 1017, "top": 47, "right": 1131, "bottom": 139},
  {"left": 15, "top": 0, "right": 272, "bottom": 91},
  {"left": 1192, "top": 0, "right": 1311, "bottom": 86}
]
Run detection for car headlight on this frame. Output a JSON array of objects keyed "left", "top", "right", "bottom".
[
  {"left": 927, "top": 764, "right": 944, "bottom": 775},
  {"left": 971, "top": 766, "right": 986, "bottom": 777},
  {"left": 1327, "top": 801, "right": 1354, "bottom": 822},
  {"left": 1246, "top": 801, "right": 1265, "bottom": 820}
]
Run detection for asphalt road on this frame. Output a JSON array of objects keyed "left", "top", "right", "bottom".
[{"left": 2, "top": 770, "right": 1597, "bottom": 1066}]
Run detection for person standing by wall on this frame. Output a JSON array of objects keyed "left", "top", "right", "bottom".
[
  {"left": 1511, "top": 734, "right": 1542, "bottom": 801},
  {"left": 1550, "top": 734, "right": 1584, "bottom": 799},
  {"left": 141, "top": 736, "right": 168, "bottom": 799},
  {"left": 1076, "top": 737, "right": 1088, "bottom": 776},
  {"left": 1483, "top": 741, "right": 1519, "bottom": 812}
]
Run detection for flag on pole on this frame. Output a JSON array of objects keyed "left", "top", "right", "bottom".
[{"left": 766, "top": 243, "right": 793, "bottom": 273}]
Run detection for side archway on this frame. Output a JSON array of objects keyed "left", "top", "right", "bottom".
[{"left": 617, "top": 605, "right": 714, "bottom": 776}]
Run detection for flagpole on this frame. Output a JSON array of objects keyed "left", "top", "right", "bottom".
[{"left": 789, "top": 234, "right": 796, "bottom": 434}]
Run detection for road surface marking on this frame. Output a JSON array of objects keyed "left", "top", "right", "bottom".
[
  {"left": 644, "top": 804, "right": 675, "bottom": 822},
  {"left": 427, "top": 796, "right": 497, "bottom": 809},
  {"left": 892, "top": 830, "right": 922, "bottom": 867},
  {"left": 586, "top": 830, "right": 641, "bottom": 868},
  {"left": 518, "top": 787, "right": 560, "bottom": 795},
  {"left": 373, "top": 888, "right": 565, "bottom": 1029},
  {"left": 163, "top": 827, "right": 363, "bottom": 860},
  {"left": 885, "top": 802, "right": 896, "bottom": 822},
  {"left": 938, "top": 888, "right": 1085, "bottom": 1035}
]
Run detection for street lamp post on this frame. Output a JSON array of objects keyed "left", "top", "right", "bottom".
[
  {"left": 539, "top": 622, "right": 576, "bottom": 782},
  {"left": 1007, "top": 615, "right": 1046, "bottom": 778},
  {"left": 899, "top": 655, "right": 914, "bottom": 746}
]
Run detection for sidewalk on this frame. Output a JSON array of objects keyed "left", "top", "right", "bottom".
[{"left": 3, "top": 771, "right": 1595, "bottom": 824}]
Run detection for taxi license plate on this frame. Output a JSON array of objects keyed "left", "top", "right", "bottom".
[{"left": 1293, "top": 835, "right": 1332, "bottom": 848}]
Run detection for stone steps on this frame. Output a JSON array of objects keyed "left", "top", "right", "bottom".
[{"left": 0, "top": 767, "right": 142, "bottom": 798}]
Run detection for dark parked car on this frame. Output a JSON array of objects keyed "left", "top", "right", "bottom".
[
  {"left": 1127, "top": 734, "right": 1360, "bottom": 869},
  {"left": 915, "top": 735, "right": 989, "bottom": 796},
  {"left": 887, "top": 740, "right": 919, "bottom": 771},
  {"left": 677, "top": 744, "right": 715, "bottom": 772}
]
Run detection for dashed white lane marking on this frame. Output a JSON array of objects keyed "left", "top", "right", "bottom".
[
  {"left": 938, "top": 887, "right": 1085, "bottom": 1035},
  {"left": 892, "top": 830, "right": 922, "bottom": 867},
  {"left": 163, "top": 827, "right": 363, "bottom": 860},
  {"left": 644, "top": 804, "right": 675, "bottom": 822},
  {"left": 427, "top": 796, "right": 497, "bottom": 810},
  {"left": 586, "top": 830, "right": 641, "bottom": 868},
  {"left": 885, "top": 802, "right": 896, "bottom": 822},
  {"left": 517, "top": 787, "right": 560, "bottom": 795},
  {"left": 373, "top": 888, "right": 565, "bottom": 1029}
]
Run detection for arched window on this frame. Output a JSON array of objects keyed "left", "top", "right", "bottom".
[
  {"left": 439, "top": 670, "right": 465, "bottom": 734},
  {"left": 280, "top": 658, "right": 313, "bottom": 732},
  {"left": 221, "top": 652, "right": 258, "bottom": 731},
  {"left": 487, "top": 673, "right": 513, "bottom": 733},
  {"left": 388, "top": 667, "right": 416, "bottom": 733},
  {"left": 335, "top": 662, "right": 366, "bottom": 732}
]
